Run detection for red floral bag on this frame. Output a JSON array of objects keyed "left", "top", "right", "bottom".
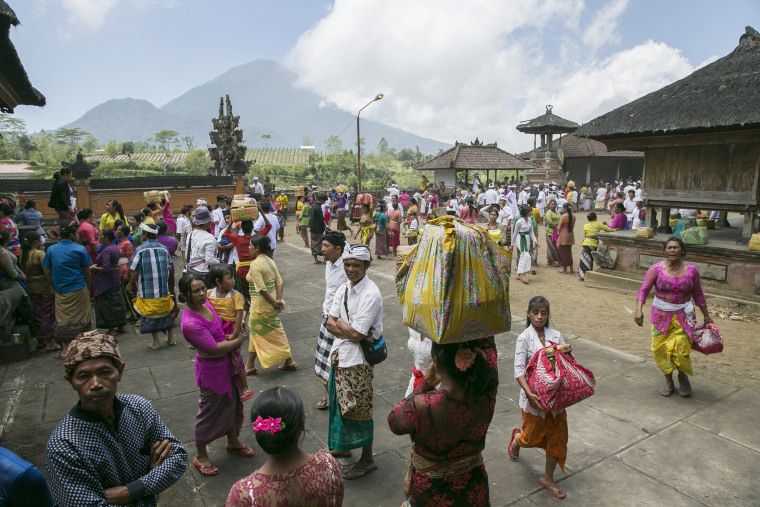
[
  {"left": 526, "top": 342, "right": 596, "bottom": 412},
  {"left": 691, "top": 323, "right": 724, "bottom": 355}
]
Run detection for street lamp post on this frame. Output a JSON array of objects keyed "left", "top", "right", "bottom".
[{"left": 356, "top": 93, "right": 384, "bottom": 193}]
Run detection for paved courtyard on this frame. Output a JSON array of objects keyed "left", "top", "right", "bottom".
[{"left": 1, "top": 241, "right": 759, "bottom": 506}]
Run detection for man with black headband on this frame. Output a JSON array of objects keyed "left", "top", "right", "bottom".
[
  {"left": 46, "top": 331, "right": 186, "bottom": 506},
  {"left": 324, "top": 244, "right": 383, "bottom": 479},
  {"left": 314, "top": 230, "right": 348, "bottom": 410}
]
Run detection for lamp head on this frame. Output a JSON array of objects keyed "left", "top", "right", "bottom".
[{"left": 375, "top": 93, "right": 384, "bottom": 101}]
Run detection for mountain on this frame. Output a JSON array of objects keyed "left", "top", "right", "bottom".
[{"left": 61, "top": 60, "right": 450, "bottom": 154}]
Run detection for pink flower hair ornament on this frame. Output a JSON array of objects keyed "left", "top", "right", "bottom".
[{"left": 252, "top": 416, "right": 285, "bottom": 434}]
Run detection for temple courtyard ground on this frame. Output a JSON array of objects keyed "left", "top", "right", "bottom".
[{"left": 1, "top": 224, "right": 759, "bottom": 506}]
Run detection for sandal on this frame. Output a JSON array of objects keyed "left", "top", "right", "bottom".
[
  {"left": 659, "top": 386, "right": 674, "bottom": 397},
  {"left": 225, "top": 444, "right": 255, "bottom": 457},
  {"left": 317, "top": 398, "right": 329, "bottom": 410},
  {"left": 240, "top": 389, "right": 255, "bottom": 402},
  {"left": 679, "top": 375, "right": 691, "bottom": 397},
  {"left": 508, "top": 427, "right": 520, "bottom": 460},
  {"left": 245, "top": 367, "right": 258, "bottom": 376},
  {"left": 538, "top": 477, "right": 566, "bottom": 499},
  {"left": 193, "top": 457, "right": 218, "bottom": 476},
  {"left": 278, "top": 362, "right": 298, "bottom": 371},
  {"left": 342, "top": 463, "right": 377, "bottom": 480},
  {"left": 149, "top": 344, "right": 160, "bottom": 351}
]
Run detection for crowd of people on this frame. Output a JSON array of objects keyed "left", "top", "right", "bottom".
[{"left": 0, "top": 171, "right": 717, "bottom": 506}]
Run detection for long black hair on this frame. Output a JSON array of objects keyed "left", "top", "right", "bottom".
[
  {"left": 562, "top": 203, "right": 574, "bottom": 233},
  {"left": 525, "top": 295, "right": 550, "bottom": 328},
  {"left": 251, "top": 387, "right": 305, "bottom": 455},
  {"left": 20, "top": 231, "right": 40, "bottom": 267},
  {"left": 108, "top": 200, "right": 124, "bottom": 219},
  {"left": 177, "top": 273, "right": 205, "bottom": 303},
  {"left": 430, "top": 340, "right": 497, "bottom": 400},
  {"left": 250, "top": 234, "right": 272, "bottom": 254}
]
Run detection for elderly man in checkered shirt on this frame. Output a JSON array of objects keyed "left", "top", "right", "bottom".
[{"left": 46, "top": 332, "right": 186, "bottom": 506}]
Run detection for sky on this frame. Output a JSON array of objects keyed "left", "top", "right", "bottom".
[{"left": 8, "top": 0, "right": 760, "bottom": 152}]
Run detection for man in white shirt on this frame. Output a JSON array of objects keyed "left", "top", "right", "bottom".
[
  {"left": 506, "top": 185, "right": 519, "bottom": 219},
  {"left": 537, "top": 184, "right": 546, "bottom": 218},
  {"left": 184, "top": 207, "right": 219, "bottom": 288},
  {"left": 484, "top": 183, "right": 499, "bottom": 206},
  {"left": 386, "top": 195, "right": 405, "bottom": 220},
  {"left": 175, "top": 205, "right": 193, "bottom": 254},
  {"left": 518, "top": 186, "right": 529, "bottom": 206},
  {"left": 211, "top": 196, "right": 227, "bottom": 239},
  {"left": 253, "top": 204, "right": 279, "bottom": 258},
  {"left": 634, "top": 182, "right": 642, "bottom": 199},
  {"left": 472, "top": 174, "right": 482, "bottom": 193},
  {"left": 325, "top": 244, "right": 383, "bottom": 479},
  {"left": 315, "top": 231, "right": 348, "bottom": 410},
  {"left": 251, "top": 177, "right": 264, "bottom": 195},
  {"left": 386, "top": 183, "right": 400, "bottom": 199}
]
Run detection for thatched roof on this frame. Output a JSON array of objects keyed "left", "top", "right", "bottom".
[
  {"left": 413, "top": 139, "right": 536, "bottom": 171},
  {"left": 0, "top": 1, "right": 46, "bottom": 113},
  {"left": 520, "top": 134, "right": 643, "bottom": 159},
  {"left": 575, "top": 26, "right": 760, "bottom": 140},
  {"left": 516, "top": 105, "right": 580, "bottom": 134}
]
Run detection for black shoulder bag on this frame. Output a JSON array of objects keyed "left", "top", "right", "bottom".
[{"left": 344, "top": 286, "right": 387, "bottom": 365}]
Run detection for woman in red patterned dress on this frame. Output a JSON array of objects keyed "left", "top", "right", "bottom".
[{"left": 388, "top": 337, "right": 498, "bottom": 507}]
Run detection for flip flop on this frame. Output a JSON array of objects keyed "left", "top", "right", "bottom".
[
  {"left": 342, "top": 463, "right": 377, "bottom": 480},
  {"left": 278, "top": 363, "right": 298, "bottom": 371},
  {"left": 508, "top": 427, "right": 520, "bottom": 460},
  {"left": 148, "top": 344, "right": 160, "bottom": 351},
  {"left": 240, "top": 389, "right": 255, "bottom": 402},
  {"left": 166, "top": 340, "right": 177, "bottom": 346},
  {"left": 245, "top": 367, "right": 258, "bottom": 376},
  {"left": 225, "top": 444, "right": 255, "bottom": 457},
  {"left": 659, "top": 386, "right": 674, "bottom": 397},
  {"left": 679, "top": 376, "right": 692, "bottom": 397},
  {"left": 317, "top": 399, "right": 329, "bottom": 410},
  {"left": 319, "top": 448, "right": 351, "bottom": 457},
  {"left": 193, "top": 457, "right": 218, "bottom": 476},
  {"left": 539, "top": 477, "right": 566, "bottom": 499}
]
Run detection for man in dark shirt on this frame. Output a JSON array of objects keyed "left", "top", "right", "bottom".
[
  {"left": 46, "top": 332, "right": 187, "bottom": 506},
  {"left": 309, "top": 194, "right": 327, "bottom": 263}
]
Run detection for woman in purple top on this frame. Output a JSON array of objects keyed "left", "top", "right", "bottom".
[
  {"left": 609, "top": 202, "right": 628, "bottom": 230},
  {"left": 90, "top": 229, "right": 126, "bottom": 335},
  {"left": 634, "top": 236, "right": 713, "bottom": 398},
  {"left": 179, "top": 274, "right": 253, "bottom": 477}
]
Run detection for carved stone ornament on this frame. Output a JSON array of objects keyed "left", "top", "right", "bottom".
[{"left": 62, "top": 151, "right": 99, "bottom": 181}]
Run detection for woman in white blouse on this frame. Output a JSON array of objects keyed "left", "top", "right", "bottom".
[{"left": 510, "top": 206, "right": 537, "bottom": 285}]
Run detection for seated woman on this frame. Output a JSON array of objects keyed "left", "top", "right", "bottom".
[
  {"left": 226, "top": 387, "right": 344, "bottom": 506},
  {"left": 0, "top": 229, "right": 33, "bottom": 327},
  {"left": 388, "top": 338, "right": 498, "bottom": 507}
]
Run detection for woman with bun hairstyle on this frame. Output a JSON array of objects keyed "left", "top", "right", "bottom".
[
  {"left": 226, "top": 387, "right": 344, "bottom": 506},
  {"left": 179, "top": 273, "right": 252, "bottom": 477},
  {"left": 388, "top": 337, "right": 499, "bottom": 507},
  {"left": 245, "top": 234, "right": 297, "bottom": 374}
]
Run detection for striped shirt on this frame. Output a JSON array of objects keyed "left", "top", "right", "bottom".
[{"left": 129, "top": 240, "right": 172, "bottom": 299}]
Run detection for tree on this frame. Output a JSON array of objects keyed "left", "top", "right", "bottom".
[
  {"left": 324, "top": 135, "right": 342, "bottom": 155},
  {"left": 183, "top": 149, "right": 209, "bottom": 176},
  {"left": 82, "top": 136, "right": 99, "bottom": 153},
  {"left": 261, "top": 133, "right": 271, "bottom": 148},
  {"left": 54, "top": 128, "right": 90, "bottom": 149},
  {"left": 302, "top": 135, "right": 313, "bottom": 147},
  {"left": 120, "top": 141, "right": 135, "bottom": 162},
  {"left": 105, "top": 140, "right": 119, "bottom": 160},
  {"left": 154, "top": 130, "right": 179, "bottom": 152},
  {"left": 181, "top": 135, "right": 195, "bottom": 152},
  {"left": 377, "top": 137, "right": 389, "bottom": 155},
  {"left": 0, "top": 114, "right": 26, "bottom": 136}
]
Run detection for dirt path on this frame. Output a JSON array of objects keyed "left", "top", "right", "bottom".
[{"left": 277, "top": 212, "right": 759, "bottom": 393}]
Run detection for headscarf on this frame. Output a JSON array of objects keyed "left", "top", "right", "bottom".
[
  {"left": 64, "top": 331, "right": 121, "bottom": 380},
  {"left": 343, "top": 244, "right": 371, "bottom": 262}
]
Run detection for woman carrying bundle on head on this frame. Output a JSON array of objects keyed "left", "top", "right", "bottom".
[
  {"left": 226, "top": 388, "right": 344, "bottom": 506},
  {"left": 388, "top": 337, "right": 499, "bottom": 507}
]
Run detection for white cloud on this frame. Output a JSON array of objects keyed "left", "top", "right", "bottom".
[
  {"left": 286, "top": 0, "right": 697, "bottom": 153},
  {"left": 60, "top": 0, "right": 119, "bottom": 30}
]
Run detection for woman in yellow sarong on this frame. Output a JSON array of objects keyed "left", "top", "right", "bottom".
[
  {"left": 245, "top": 235, "right": 297, "bottom": 374},
  {"left": 353, "top": 204, "right": 374, "bottom": 247}
]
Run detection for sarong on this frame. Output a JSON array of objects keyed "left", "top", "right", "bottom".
[
  {"left": 300, "top": 227, "right": 309, "bottom": 245},
  {"left": 248, "top": 308, "right": 292, "bottom": 369},
  {"left": 360, "top": 226, "right": 374, "bottom": 246},
  {"left": 336, "top": 214, "right": 351, "bottom": 231},
  {"left": 327, "top": 351, "right": 374, "bottom": 451},
  {"left": 194, "top": 380, "right": 244, "bottom": 447},
  {"left": 94, "top": 286, "right": 127, "bottom": 329},
  {"left": 546, "top": 236, "right": 559, "bottom": 265},
  {"left": 404, "top": 451, "right": 489, "bottom": 507},
  {"left": 577, "top": 245, "right": 594, "bottom": 280},
  {"left": 134, "top": 294, "right": 174, "bottom": 335},
  {"left": 516, "top": 248, "right": 531, "bottom": 274},
  {"left": 220, "top": 320, "right": 246, "bottom": 375},
  {"left": 558, "top": 245, "right": 573, "bottom": 269},
  {"left": 310, "top": 231, "right": 323, "bottom": 257},
  {"left": 516, "top": 409, "right": 568, "bottom": 473},
  {"left": 652, "top": 314, "right": 693, "bottom": 375},
  {"left": 29, "top": 294, "right": 56, "bottom": 343},
  {"left": 54, "top": 287, "right": 94, "bottom": 344},
  {"left": 314, "top": 314, "right": 336, "bottom": 385},
  {"left": 375, "top": 231, "right": 388, "bottom": 257},
  {"left": 389, "top": 228, "right": 401, "bottom": 249}
]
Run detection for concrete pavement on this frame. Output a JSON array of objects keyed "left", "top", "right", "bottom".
[{"left": 1, "top": 241, "right": 759, "bottom": 506}]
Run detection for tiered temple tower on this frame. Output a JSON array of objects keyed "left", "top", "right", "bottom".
[{"left": 208, "top": 95, "right": 252, "bottom": 177}]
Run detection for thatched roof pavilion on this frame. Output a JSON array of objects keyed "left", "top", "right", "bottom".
[
  {"left": 575, "top": 26, "right": 760, "bottom": 241},
  {"left": 0, "top": 1, "right": 45, "bottom": 113},
  {"left": 413, "top": 139, "right": 535, "bottom": 188}
]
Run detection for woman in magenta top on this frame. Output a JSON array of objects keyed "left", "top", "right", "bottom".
[
  {"left": 180, "top": 274, "right": 253, "bottom": 477},
  {"left": 609, "top": 202, "right": 627, "bottom": 230},
  {"left": 634, "top": 236, "right": 713, "bottom": 398}
]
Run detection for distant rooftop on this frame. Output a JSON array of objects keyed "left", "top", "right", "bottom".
[
  {"left": 516, "top": 105, "right": 580, "bottom": 134},
  {"left": 414, "top": 139, "right": 536, "bottom": 171}
]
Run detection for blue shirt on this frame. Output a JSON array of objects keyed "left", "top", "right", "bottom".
[
  {"left": 129, "top": 240, "right": 172, "bottom": 299},
  {"left": 0, "top": 447, "right": 54, "bottom": 507},
  {"left": 12, "top": 209, "right": 45, "bottom": 235},
  {"left": 42, "top": 239, "right": 92, "bottom": 294}
]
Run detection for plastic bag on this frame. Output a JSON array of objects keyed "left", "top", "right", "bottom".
[
  {"left": 749, "top": 233, "right": 760, "bottom": 252},
  {"left": 526, "top": 343, "right": 596, "bottom": 412},
  {"left": 395, "top": 216, "right": 511, "bottom": 344},
  {"left": 681, "top": 226, "right": 709, "bottom": 245},
  {"left": 691, "top": 323, "right": 724, "bottom": 355}
]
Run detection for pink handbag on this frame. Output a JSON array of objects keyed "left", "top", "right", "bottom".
[
  {"left": 691, "top": 323, "right": 724, "bottom": 355},
  {"left": 526, "top": 342, "right": 596, "bottom": 412}
]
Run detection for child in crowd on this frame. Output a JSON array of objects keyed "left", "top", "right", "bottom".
[
  {"left": 509, "top": 296, "right": 572, "bottom": 500},
  {"left": 406, "top": 211, "right": 419, "bottom": 245},
  {"left": 206, "top": 264, "right": 254, "bottom": 403}
]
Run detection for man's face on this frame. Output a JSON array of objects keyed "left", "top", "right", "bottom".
[
  {"left": 218, "top": 201, "right": 227, "bottom": 210},
  {"left": 69, "top": 358, "right": 124, "bottom": 412},
  {"left": 343, "top": 258, "right": 369, "bottom": 284},
  {"left": 321, "top": 240, "right": 341, "bottom": 262},
  {"left": 392, "top": 196, "right": 398, "bottom": 203}
]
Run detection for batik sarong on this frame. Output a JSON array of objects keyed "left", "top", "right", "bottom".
[
  {"left": 29, "top": 294, "right": 55, "bottom": 343},
  {"left": 314, "top": 314, "right": 336, "bottom": 385},
  {"left": 516, "top": 409, "right": 568, "bottom": 473},
  {"left": 577, "top": 245, "right": 594, "bottom": 280},
  {"left": 94, "top": 286, "right": 127, "bottom": 329},
  {"left": 327, "top": 351, "right": 374, "bottom": 451},
  {"left": 248, "top": 306, "right": 292, "bottom": 369},
  {"left": 336, "top": 214, "right": 351, "bottom": 232},
  {"left": 558, "top": 245, "right": 573, "bottom": 269},
  {"left": 195, "top": 380, "right": 244, "bottom": 447},
  {"left": 652, "top": 314, "right": 693, "bottom": 376},
  {"left": 54, "top": 287, "right": 94, "bottom": 344},
  {"left": 546, "top": 236, "right": 559, "bottom": 265},
  {"left": 375, "top": 231, "right": 388, "bottom": 257},
  {"left": 310, "top": 232, "right": 323, "bottom": 257},
  {"left": 134, "top": 294, "right": 174, "bottom": 334}
]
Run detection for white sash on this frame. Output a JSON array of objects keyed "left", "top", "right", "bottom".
[{"left": 653, "top": 296, "right": 695, "bottom": 328}]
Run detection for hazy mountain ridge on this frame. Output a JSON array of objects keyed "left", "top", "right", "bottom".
[{"left": 61, "top": 60, "right": 450, "bottom": 154}]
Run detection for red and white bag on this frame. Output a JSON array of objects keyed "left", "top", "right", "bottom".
[
  {"left": 691, "top": 323, "right": 724, "bottom": 355},
  {"left": 526, "top": 342, "right": 596, "bottom": 412}
]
